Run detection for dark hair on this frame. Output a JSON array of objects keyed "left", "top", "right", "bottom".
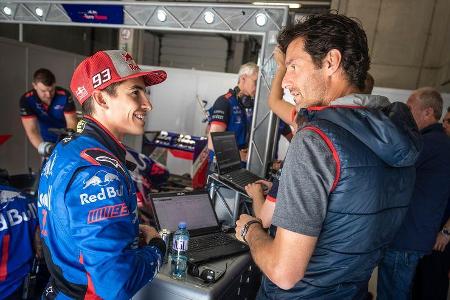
[
  {"left": 363, "top": 73, "right": 374, "bottom": 94},
  {"left": 33, "top": 68, "right": 56, "bottom": 86},
  {"left": 81, "top": 82, "right": 121, "bottom": 115},
  {"left": 277, "top": 13, "right": 370, "bottom": 90},
  {"left": 447, "top": 106, "right": 450, "bottom": 113}
]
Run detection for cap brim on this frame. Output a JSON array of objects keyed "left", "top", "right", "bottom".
[{"left": 111, "top": 70, "right": 167, "bottom": 87}]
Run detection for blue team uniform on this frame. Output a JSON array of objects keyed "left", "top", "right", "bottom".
[
  {"left": 0, "top": 185, "right": 38, "bottom": 298},
  {"left": 208, "top": 88, "right": 253, "bottom": 162},
  {"left": 20, "top": 87, "right": 76, "bottom": 143},
  {"left": 37, "top": 116, "right": 164, "bottom": 299}
]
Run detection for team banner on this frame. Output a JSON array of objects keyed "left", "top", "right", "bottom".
[{"left": 62, "top": 4, "right": 124, "bottom": 24}]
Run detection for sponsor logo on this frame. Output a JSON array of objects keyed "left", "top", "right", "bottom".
[
  {"left": 80, "top": 186, "right": 123, "bottom": 205},
  {"left": 121, "top": 52, "right": 140, "bottom": 71},
  {"left": 42, "top": 152, "right": 57, "bottom": 178},
  {"left": 38, "top": 187, "right": 52, "bottom": 211},
  {"left": 83, "top": 170, "right": 120, "bottom": 189},
  {"left": 76, "top": 119, "right": 87, "bottom": 133},
  {"left": 95, "top": 156, "right": 126, "bottom": 173},
  {"left": 0, "top": 190, "right": 26, "bottom": 209},
  {"left": 87, "top": 203, "right": 129, "bottom": 223},
  {"left": 53, "top": 104, "right": 64, "bottom": 110},
  {"left": 0, "top": 202, "right": 38, "bottom": 231},
  {"left": 76, "top": 86, "right": 89, "bottom": 99},
  {"left": 92, "top": 68, "right": 111, "bottom": 89}
]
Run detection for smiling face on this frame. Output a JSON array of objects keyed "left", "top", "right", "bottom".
[
  {"left": 281, "top": 37, "right": 329, "bottom": 110},
  {"left": 101, "top": 77, "right": 152, "bottom": 139}
]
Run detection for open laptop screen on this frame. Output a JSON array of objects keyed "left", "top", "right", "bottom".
[
  {"left": 211, "top": 132, "right": 242, "bottom": 174},
  {"left": 151, "top": 192, "right": 219, "bottom": 233}
]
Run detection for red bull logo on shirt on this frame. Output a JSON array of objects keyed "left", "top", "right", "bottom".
[{"left": 80, "top": 171, "right": 123, "bottom": 205}]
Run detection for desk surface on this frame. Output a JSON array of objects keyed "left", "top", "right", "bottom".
[{"left": 133, "top": 253, "right": 252, "bottom": 300}]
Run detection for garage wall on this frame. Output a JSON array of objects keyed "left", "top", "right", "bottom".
[
  {"left": 0, "top": 37, "right": 84, "bottom": 175},
  {"left": 332, "top": 0, "right": 450, "bottom": 92}
]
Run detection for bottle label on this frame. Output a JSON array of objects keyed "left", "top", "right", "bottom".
[{"left": 172, "top": 239, "right": 188, "bottom": 251}]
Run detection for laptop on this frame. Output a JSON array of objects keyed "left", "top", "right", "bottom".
[
  {"left": 210, "top": 131, "right": 263, "bottom": 193},
  {"left": 149, "top": 191, "right": 249, "bottom": 264}
]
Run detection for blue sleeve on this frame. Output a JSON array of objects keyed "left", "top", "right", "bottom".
[{"left": 65, "top": 166, "right": 162, "bottom": 299}]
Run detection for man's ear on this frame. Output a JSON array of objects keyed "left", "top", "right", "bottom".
[
  {"left": 324, "top": 49, "right": 342, "bottom": 77},
  {"left": 91, "top": 90, "right": 109, "bottom": 110},
  {"left": 424, "top": 107, "right": 434, "bottom": 119}
]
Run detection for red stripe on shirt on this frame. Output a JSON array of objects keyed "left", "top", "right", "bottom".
[
  {"left": 0, "top": 234, "right": 10, "bottom": 281},
  {"left": 21, "top": 115, "right": 37, "bottom": 119},
  {"left": 210, "top": 121, "right": 227, "bottom": 128},
  {"left": 79, "top": 253, "right": 101, "bottom": 300},
  {"left": 266, "top": 195, "right": 277, "bottom": 203},
  {"left": 301, "top": 126, "right": 341, "bottom": 192}
]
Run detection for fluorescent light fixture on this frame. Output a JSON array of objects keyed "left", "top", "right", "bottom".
[
  {"left": 35, "top": 7, "right": 44, "bottom": 17},
  {"left": 203, "top": 11, "right": 215, "bottom": 24},
  {"left": 3, "top": 6, "right": 12, "bottom": 15},
  {"left": 253, "top": 2, "right": 301, "bottom": 9},
  {"left": 156, "top": 9, "right": 167, "bottom": 22},
  {"left": 255, "top": 13, "right": 267, "bottom": 26}
]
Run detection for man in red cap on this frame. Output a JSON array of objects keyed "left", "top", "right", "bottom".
[{"left": 37, "top": 50, "right": 167, "bottom": 299}]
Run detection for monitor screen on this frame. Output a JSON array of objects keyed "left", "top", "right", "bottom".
[
  {"left": 211, "top": 132, "right": 241, "bottom": 172},
  {"left": 152, "top": 193, "right": 218, "bottom": 232}
]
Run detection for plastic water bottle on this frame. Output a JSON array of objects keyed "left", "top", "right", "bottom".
[{"left": 170, "top": 222, "right": 189, "bottom": 279}]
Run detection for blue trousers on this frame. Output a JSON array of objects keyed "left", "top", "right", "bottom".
[{"left": 377, "top": 249, "right": 424, "bottom": 300}]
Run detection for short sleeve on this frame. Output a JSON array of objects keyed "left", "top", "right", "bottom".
[
  {"left": 272, "top": 129, "right": 336, "bottom": 237},
  {"left": 20, "top": 95, "right": 35, "bottom": 118},
  {"left": 210, "top": 96, "right": 231, "bottom": 126}
]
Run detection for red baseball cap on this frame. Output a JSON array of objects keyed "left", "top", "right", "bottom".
[{"left": 70, "top": 50, "right": 167, "bottom": 105}]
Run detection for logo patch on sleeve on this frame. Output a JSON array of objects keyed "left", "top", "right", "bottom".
[{"left": 87, "top": 203, "right": 130, "bottom": 224}]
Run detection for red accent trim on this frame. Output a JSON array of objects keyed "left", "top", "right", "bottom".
[
  {"left": 169, "top": 149, "right": 194, "bottom": 160},
  {"left": 56, "top": 90, "right": 67, "bottom": 95},
  {"left": 80, "top": 148, "right": 122, "bottom": 168},
  {"left": 290, "top": 108, "right": 297, "bottom": 123},
  {"left": 307, "top": 105, "right": 366, "bottom": 111},
  {"left": 301, "top": 126, "right": 341, "bottom": 192},
  {"left": 64, "top": 111, "right": 77, "bottom": 115},
  {"left": 79, "top": 253, "right": 101, "bottom": 300},
  {"left": 84, "top": 115, "right": 126, "bottom": 152},
  {"left": 80, "top": 150, "right": 101, "bottom": 165},
  {"left": 224, "top": 91, "right": 233, "bottom": 99},
  {"left": 266, "top": 195, "right": 277, "bottom": 203},
  {"left": 21, "top": 115, "right": 37, "bottom": 119},
  {"left": 210, "top": 121, "right": 227, "bottom": 128},
  {"left": 25, "top": 91, "right": 33, "bottom": 97},
  {"left": 0, "top": 135, "right": 12, "bottom": 146},
  {"left": 0, "top": 234, "right": 10, "bottom": 281}
]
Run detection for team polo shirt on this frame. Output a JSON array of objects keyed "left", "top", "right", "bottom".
[{"left": 20, "top": 87, "right": 76, "bottom": 143}]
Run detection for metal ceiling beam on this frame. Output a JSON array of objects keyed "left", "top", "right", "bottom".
[{"left": 0, "top": 0, "right": 290, "bottom": 177}]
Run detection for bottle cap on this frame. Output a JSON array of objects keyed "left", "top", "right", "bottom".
[{"left": 178, "top": 222, "right": 187, "bottom": 229}]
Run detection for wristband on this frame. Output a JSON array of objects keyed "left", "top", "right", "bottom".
[{"left": 240, "top": 219, "right": 262, "bottom": 244}]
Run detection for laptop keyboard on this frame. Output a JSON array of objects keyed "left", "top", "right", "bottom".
[
  {"left": 189, "top": 233, "right": 237, "bottom": 253},
  {"left": 224, "top": 170, "right": 261, "bottom": 187}
]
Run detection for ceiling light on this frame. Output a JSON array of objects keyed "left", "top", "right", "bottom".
[
  {"left": 203, "top": 11, "right": 215, "bottom": 24},
  {"left": 35, "top": 7, "right": 44, "bottom": 17},
  {"left": 156, "top": 9, "right": 167, "bottom": 22},
  {"left": 3, "top": 6, "right": 12, "bottom": 16},
  {"left": 253, "top": 2, "right": 301, "bottom": 9},
  {"left": 255, "top": 13, "right": 267, "bottom": 26}
]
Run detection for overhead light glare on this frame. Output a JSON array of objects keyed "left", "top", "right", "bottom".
[
  {"left": 203, "top": 11, "right": 215, "bottom": 24},
  {"left": 255, "top": 13, "right": 267, "bottom": 26},
  {"left": 3, "top": 6, "right": 12, "bottom": 15},
  {"left": 156, "top": 9, "right": 167, "bottom": 22},
  {"left": 35, "top": 7, "right": 44, "bottom": 17},
  {"left": 253, "top": 2, "right": 301, "bottom": 9}
]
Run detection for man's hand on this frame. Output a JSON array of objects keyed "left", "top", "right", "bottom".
[
  {"left": 239, "top": 148, "right": 248, "bottom": 161},
  {"left": 235, "top": 214, "right": 261, "bottom": 243},
  {"left": 433, "top": 232, "right": 449, "bottom": 252},
  {"left": 245, "top": 182, "right": 264, "bottom": 199},
  {"left": 139, "top": 224, "right": 160, "bottom": 245},
  {"left": 273, "top": 47, "right": 286, "bottom": 70}
]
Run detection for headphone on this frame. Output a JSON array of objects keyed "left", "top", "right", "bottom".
[{"left": 234, "top": 86, "right": 254, "bottom": 109}]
